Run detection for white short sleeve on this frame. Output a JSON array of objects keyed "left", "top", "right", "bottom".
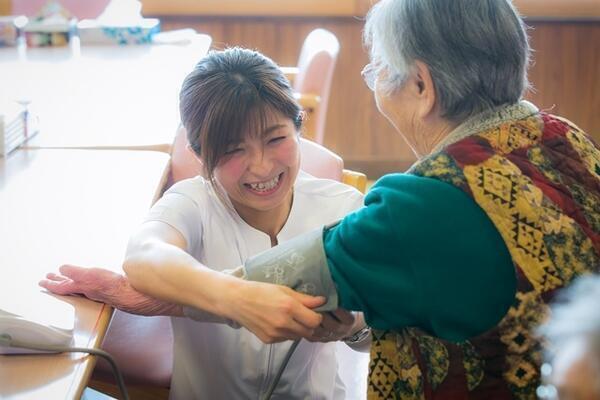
[{"left": 145, "top": 180, "right": 205, "bottom": 251}]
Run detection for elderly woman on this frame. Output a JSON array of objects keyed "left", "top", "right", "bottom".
[{"left": 118, "top": 0, "right": 599, "bottom": 398}]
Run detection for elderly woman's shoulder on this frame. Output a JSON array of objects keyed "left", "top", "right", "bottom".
[
  {"left": 370, "top": 173, "right": 454, "bottom": 194},
  {"left": 367, "top": 173, "right": 476, "bottom": 213}
]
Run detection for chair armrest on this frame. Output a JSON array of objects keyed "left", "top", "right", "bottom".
[
  {"left": 342, "top": 169, "right": 368, "bottom": 193},
  {"left": 294, "top": 93, "right": 321, "bottom": 141}
]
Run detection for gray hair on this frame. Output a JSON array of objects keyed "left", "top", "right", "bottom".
[
  {"left": 364, "top": 0, "right": 530, "bottom": 122},
  {"left": 539, "top": 274, "right": 600, "bottom": 358}
]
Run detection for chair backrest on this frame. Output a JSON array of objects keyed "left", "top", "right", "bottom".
[
  {"left": 293, "top": 29, "right": 340, "bottom": 145},
  {"left": 298, "top": 135, "right": 344, "bottom": 181},
  {"left": 165, "top": 125, "right": 345, "bottom": 190},
  {"left": 166, "top": 125, "right": 203, "bottom": 189}
]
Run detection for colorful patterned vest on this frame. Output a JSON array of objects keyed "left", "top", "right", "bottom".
[{"left": 367, "top": 102, "right": 600, "bottom": 399}]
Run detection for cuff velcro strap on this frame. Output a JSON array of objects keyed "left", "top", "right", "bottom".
[{"left": 244, "top": 226, "right": 338, "bottom": 312}]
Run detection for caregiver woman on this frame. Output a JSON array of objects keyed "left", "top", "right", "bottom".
[{"left": 125, "top": 0, "right": 600, "bottom": 398}]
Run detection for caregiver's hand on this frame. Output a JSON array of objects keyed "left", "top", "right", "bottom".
[
  {"left": 225, "top": 280, "right": 325, "bottom": 344},
  {"left": 39, "top": 264, "right": 183, "bottom": 316}
]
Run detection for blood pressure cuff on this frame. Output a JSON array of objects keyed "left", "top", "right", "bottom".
[{"left": 243, "top": 226, "right": 338, "bottom": 312}]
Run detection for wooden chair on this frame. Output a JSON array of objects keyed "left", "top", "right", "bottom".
[
  {"left": 89, "top": 310, "right": 172, "bottom": 400},
  {"left": 282, "top": 29, "right": 340, "bottom": 145},
  {"left": 91, "top": 125, "right": 366, "bottom": 399}
]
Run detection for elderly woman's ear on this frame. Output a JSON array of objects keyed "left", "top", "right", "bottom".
[
  {"left": 375, "top": 60, "right": 437, "bottom": 122},
  {"left": 411, "top": 60, "right": 437, "bottom": 120},
  {"left": 375, "top": 59, "right": 447, "bottom": 158}
]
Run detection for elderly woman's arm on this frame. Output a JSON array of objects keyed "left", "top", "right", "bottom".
[
  {"left": 122, "top": 221, "right": 324, "bottom": 343},
  {"left": 40, "top": 264, "right": 184, "bottom": 316},
  {"left": 327, "top": 174, "right": 517, "bottom": 341}
]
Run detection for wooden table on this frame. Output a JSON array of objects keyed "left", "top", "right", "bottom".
[
  {"left": 0, "top": 148, "right": 170, "bottom": 399},
  {"left": 0, "top": 35, "right": 211, "bottom": 149}
]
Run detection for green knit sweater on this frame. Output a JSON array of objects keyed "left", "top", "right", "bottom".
[{"left": 324, "top": 173, "right": 516, "bottom": 342}]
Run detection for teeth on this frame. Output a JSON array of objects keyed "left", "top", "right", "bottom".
[{"left": 248, "top": 174, "right": 280, "bottom": 192}]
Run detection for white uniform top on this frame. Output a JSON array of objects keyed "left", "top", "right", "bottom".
[{"left": 146, "top": 171, "right": 364, "bottom": 400}]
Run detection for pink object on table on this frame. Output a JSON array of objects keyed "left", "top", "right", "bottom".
[{"left": 12, "top": 0, "right": 110, "bottom": 19}]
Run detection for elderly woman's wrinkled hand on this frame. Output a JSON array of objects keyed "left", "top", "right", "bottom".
[{"left": 39, "top": 264, "right": 182, "bottom": 316}]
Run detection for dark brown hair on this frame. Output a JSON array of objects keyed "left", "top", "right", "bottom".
[{"left": 179, "top": 47, "right": 302, "bottom": 184}]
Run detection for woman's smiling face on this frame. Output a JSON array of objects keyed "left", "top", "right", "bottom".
[{"left": 213, "top": 111, "right": 300, "bottom": 218}]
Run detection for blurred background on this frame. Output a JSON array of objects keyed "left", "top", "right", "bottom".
[{"left": 2, "top": 0, "right": 598, "bottom": 179}]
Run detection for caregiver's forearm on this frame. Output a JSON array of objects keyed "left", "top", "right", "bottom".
[{"left": 123, "top": 239, "right": 242, "bottom": 318}]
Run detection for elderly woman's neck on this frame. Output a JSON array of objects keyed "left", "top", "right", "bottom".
[{"left": 407, "top": 116, "right": 459, "bottom": 159}]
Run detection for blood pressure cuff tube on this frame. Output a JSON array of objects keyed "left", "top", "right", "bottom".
[{"left": 243, "top": 226, "right": 338, "bottom": 312}]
